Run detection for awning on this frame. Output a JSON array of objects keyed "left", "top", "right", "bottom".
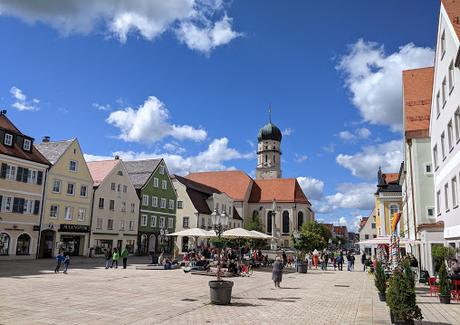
[{"left": 358, "top": 236, "right": 419, "bottom": 245}]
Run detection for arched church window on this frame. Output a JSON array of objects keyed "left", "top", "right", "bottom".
[
  {"left": 282, "top": 211, "right": 289, "bottom": 234},
  {"left": 267, "top": 211, "right": 273, "bottom": 234},
  {"left": 298, "top": 211, "right": 304, "bottom": 230},
  {"left": 252, "top": 210, "right": 259, "bottom": 221}
]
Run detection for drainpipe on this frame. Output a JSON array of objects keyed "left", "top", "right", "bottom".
[
  {"left": 408, "top": 140, "right": 418, "bottom": 241},
  {"left": 87, "top": 186, "right": 96, "bottom": 256},
  {"left": 35, "top": 166, "right": 49, "bottom": 259}
]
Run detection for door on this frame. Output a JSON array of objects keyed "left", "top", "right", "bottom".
[
  {"left": 148, "top": 234, "right": 156, "bottom": 254},
  {"left": 39, "top": 230, "right": 55, "bottom": 258},
  {"left": 61, "top": 236, "right": 80, "bottom": 256}
]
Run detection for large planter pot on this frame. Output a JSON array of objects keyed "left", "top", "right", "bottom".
[
  {"left": 390, "top": 312, "right": 414, "bottom": 325},
  {"left": 209, "top": 280, "right": 234, "bottom": 305},
  {"left": 297, "top": 262, "right": 307, "bottom": 273},
  {"left": 378, "top": 292, "right": 386, "bottom": 302},
  {"left": 439, "top": 294, "right": 451, "bottom": 304}
]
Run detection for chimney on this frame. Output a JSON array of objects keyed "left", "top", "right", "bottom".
[
  {"left": 114, "top": 155, "right": 120, "bottom": 160},
  {"left": 42, "top": 136, "right": 50, "bottom": 143}
]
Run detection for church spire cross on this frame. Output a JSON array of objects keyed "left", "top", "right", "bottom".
[{"left": 268, "top": 105, "right": 272, "bottom": 123}]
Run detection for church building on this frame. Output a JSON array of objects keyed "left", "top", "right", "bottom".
[{"left": 186, "top": 114, "right": 314, "bottom": 248}]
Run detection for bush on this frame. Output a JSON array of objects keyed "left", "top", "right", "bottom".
[
  {"left": 374, "top": 261, "right": 387, "bottom": 294},
  {"left": 387, "top": 268, "right": 423, "bottom": 322},
  {"left": 438, "top": 262, "right": 451, "bottom": 296}
]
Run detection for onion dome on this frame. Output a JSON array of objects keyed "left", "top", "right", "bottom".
[{"left": 257, "top": 122, "right": 282, "bottom": 142}]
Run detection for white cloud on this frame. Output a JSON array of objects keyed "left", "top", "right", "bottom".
[
  {"left": 322, "top": 143, "right": 335, "bottom": 153},
  {"left": 93, "top": 103, "right": 111, "bottom": 111},
  {"left": 294, "top": 154, "right": 308, "bottom": 163},
  {"left": 10, "top": 86, "right": 39, "bottom": 111},
  {"left": 338, "top": 127, "right": 371, "bottom": 142},
  {"left": 163, "top": 142, "right": 186, "bottom": 154},
  {"left": 336, "top": 140, "right": 402, "bottom": 180},
  {"left": 282, "top": 128, "right": 293, "bottom": 136},
  {"left": 85, "top": 137, "right": 253, "bottom": 175},
  {"left": 297, "top": 176, "right": 324, "bottom": 200},
  {"left": 337, "top": 39, "right": 434, "bottom": 131},
  {"left": 317, "top": 182, "right": 375, "bottom": 213},
  {"left": 106, "top": 96, "right": 207, "bottom": 143},
  {"left": 0, "top": 0, "right": 241, "bottom": 53}
]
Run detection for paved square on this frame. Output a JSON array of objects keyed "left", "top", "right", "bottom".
[{"left": 1, "top": 257, "right": 457, "bottom": 325}]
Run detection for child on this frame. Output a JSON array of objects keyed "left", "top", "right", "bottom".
[
  {"left": 54, "top": 252, "right": 64, "bottom": 273},
  {"left": 63, "top": 255, "right": 70, "bottom": 274}
]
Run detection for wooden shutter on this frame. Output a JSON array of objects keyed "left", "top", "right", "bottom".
[
  {"left": 0, "top": 163, "right": 6, "bottom": 179},
  {"left": 33, "top": 200, "right": 40, "bottom": 215},
  {"left": 12, "top": 198, "right": 20, "bottom": 213},
  {"left": 37, "top": 171, "right": 43, "bottom": 185}
]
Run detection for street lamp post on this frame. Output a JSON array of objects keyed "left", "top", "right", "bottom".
[{"left": 211, "top": 209, "right": 228, "bottom": 281}]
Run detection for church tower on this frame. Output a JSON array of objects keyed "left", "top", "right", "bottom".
[{"left": 256, "top": 110, "right": 282, "bottom": 180}]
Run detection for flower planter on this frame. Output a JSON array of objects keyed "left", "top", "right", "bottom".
[
  {"left": 390, "top": 312, "right": 414, "bottom": 325},
  {"left": 297, "top": 262, "right": 307, "bottom": 273},
  {"left": 439, "top": 294, "right": 451, "bottom": 304},
  {"left": 378, "top": 292, "right": 386, "bottom": 302},
  {"left": 209, "top": 280, "right": 234, "bottom": 305}
]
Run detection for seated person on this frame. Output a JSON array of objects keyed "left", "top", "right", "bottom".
[
  {"left": 184, "top": 257, "right": 209, "bottom": 273},
  {"left": 450, "top": 259, "right": 460, "bottom": 279},
  {"left": 228, "top": 259, "right": 239, "bottom": 275}
]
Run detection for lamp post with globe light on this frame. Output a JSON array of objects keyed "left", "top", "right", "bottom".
[{"left": 209, "top": 209, "right": 234, "bottom": 305}]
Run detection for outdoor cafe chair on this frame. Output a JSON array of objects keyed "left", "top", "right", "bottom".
[
  {"left": 428, "top": 277, "right": 440, "bottom": 297},
  {"left": 451, "top": 279, "right": 460, "bottom": 303}
]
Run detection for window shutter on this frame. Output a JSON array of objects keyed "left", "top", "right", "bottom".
[
  {"left": 16, "top": 167, "right": 23, "bottom": 182},
  {"left": 19, "top": 198, "right": 25, "bottom": 213},
  {"left": 37, "top": 171, "right": 43, "bottom": 185},
  {"left": 0, "top": 163, "right": 6, "bottom": 179},
  {"left": 22, "top": 168, "right": 29, "bottom": 182},
  {"left": 33, "top": 200, "right": 40, "bottom": 215}
]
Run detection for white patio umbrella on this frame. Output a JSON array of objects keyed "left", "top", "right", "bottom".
[
  {"left": 223, "top": 227, "right": 257, "bottom": 238},
  {"left": 249, "top": 230, "right": 274, "bottom": 240},
  {"left": 167, "top": 228, "right": 215, "bottom": 250}
]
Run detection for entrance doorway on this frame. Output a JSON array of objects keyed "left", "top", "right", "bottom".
[
  {"left": 39, "top": 230, "right": 55, "bottom": 258},
  {"left": 61, "top": 235, "right": 81, "bottom": 256},
  {"left": 148, "top": 234, "right": 156, "bottom": 254}
]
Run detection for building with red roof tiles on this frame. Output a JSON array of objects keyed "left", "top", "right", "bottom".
[{"left": 0, "top": 112, "right": 51, "bottom": 260}]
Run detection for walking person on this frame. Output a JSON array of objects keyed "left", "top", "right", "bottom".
[
  {"left": 361, "top": 253, "right": 367, "bottom": 272},
  {"left": 272, "top": 256, "right": 284, "bottom": 289},
  {"left": 282, "top": 250, "right": 287, "bottom": 267},
  {"left": 121, "top": 246, "right": 129, "bottom": 269},
  {"left": 351, "top": 254, "right": 355, "bottom": 270},
  {"left": 337, "top": 252, "right": 344, "bottom": 271},
  {"left": 104, "top": 249, "right": 112, "bottom": 269},
  {"left": 346, "top": 252, "right": 352, "bottom": 272},
  {"left": 54, "top": 252, "right": 65, "bottom": 273},
  {"left": 63, "top": 255, "right": 70, "bottom": 274},
  {"left": 111, "top": 248, "right": 120, "bottom": 268}
]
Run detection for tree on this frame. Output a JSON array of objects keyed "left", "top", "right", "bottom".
[
  {"left": 293, "top": 220, "right": 330, "bottom": 253},
  {"left": 432, "top": 245, "right": 459, "bottom": 273},
  {"left": 245, "top": 211, "right": 263, "bottom": 232}
]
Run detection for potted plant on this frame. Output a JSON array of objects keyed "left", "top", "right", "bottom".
[
  {"left": 438, "top": 262, "right": 451, "bottom": 304},
  {"left": 296, "top": 251, "right": 307, "bottom": 273},
  {"left": 374, "top": 261, "right": 387, "bottom": 301},
  {"left": 386, "top": 268, "right": 423, "bottom": 324}
]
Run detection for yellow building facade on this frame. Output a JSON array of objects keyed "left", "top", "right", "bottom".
[{"left": 36, "top": 138, "right": 93, "bottom": 257}]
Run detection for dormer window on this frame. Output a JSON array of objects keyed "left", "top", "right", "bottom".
[
  {"left": 159, "top": 165, "right": 165, "bottom": 175},
  {"left": 23, "top": 139, "right": 31, "bottom": 151},
  {"left": 4, "top": 133, "right": 13, "bottom": 146}
]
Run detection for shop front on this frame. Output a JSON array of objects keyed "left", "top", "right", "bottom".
[{"left": 57, "top": 224, "right": 89, "bottom": 256}]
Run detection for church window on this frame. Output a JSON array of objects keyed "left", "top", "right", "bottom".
[
  {"left": 267, "top": 211, "right": 273, "bottom": 234},
  {"left": 282, "top": 211, "right": 290, "bottom": 234}
]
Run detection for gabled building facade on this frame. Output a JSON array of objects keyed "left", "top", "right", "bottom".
[
  {"left": 375, "top": 167, "right": 404, "bottom": 237},
  {"left": 358, "top": 210, "right": 377, "bottom": 256},
  {"left": 430, "top": 0, "right": 460, "bottom": 249},
  {"left": 36, "top": 138, "right": 94, "bottom": 257},
  {"left": 125, "top": 159, "right": 177, "bottom": 256},
  {"left": 172, "top": 174, "right": 242, "bottom": 253},
  {"left": 0, "top": 113, "right": 50, "bottom": 259},
  {"left": 87, "top": 158, "right": 139, "bottom": 255}
]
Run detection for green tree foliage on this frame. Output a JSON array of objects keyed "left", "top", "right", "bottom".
[
  {"left": 438, "top": 262, "right": 451, "bottom": 296},
  {"left": 374, "top": 261, "right": 387, "bottom": 294},
  {"left": 245, "top": 211, "right": 263, "bottom": 232},
  {"left": 293, "top": 220, "right": 331, "bottom": 253},
  {"left": 387, "top": 268, "right": 423, "bottom": 322},
  {"left": 432, "top": 245, "right": 459, "bottom": 273}
]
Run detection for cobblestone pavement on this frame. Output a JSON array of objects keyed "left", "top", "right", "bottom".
[{"left": 0, "top": 257, "right": 401, "bottom": 325}]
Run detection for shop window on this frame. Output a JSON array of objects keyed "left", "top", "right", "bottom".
[
  {"left": 0, "top": 233, "right": 10, "bottom": 255},
  {"left": 16, "top": 233, "right": 31, "bottom": 255}
]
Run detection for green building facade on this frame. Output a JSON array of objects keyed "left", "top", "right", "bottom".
[{"left": 124, "top": 159, "right": 177, "bottom": 256}]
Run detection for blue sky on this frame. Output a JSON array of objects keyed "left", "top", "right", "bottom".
[{"left": 0, "top": 0, "right": 440, "bottom": 230}]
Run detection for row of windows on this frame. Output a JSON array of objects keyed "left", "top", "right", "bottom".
[
  {"left": 214, "top": 203, "right": 232, "bottom": 216},
  {"left": 436, "top": 174, "right": 460, "bottom": 215},
  {"left": 435, "top": 58, "right": 455, "bottom": 118},
  {"left": 0, "top": 233, "right": 31, "bottom": 256},
  {"left": 52, "top": 179, "right": 88, "bottom": 197},
  {"left": 142, "top": 195, "right": 174, "bottom": 210},
  {"left": 49, "top": 205, "right": 86, "bottom": 221},
  {"left": 0, "top": 163, "right": 43, "bottom": 185},
  {"left": 98, "top": 198, "right": 136, "bottom": 213},
  {"left": 110, "top": 182, "right": 128, "bottom": 193},
  {"left": 141, "top": 215, "right": 174, "bottom": 229},
  {"left": 95, "top": 218, "right": 136, "bottom": 231},
  {"left": 433, "top": 107, "right": 460, "bottom": 170},
  {"left": 0, "top": 195, "right": 40, "bottom": 215},
  {"left": 3, "top": 132, "right": 32, "bottom": 152}
]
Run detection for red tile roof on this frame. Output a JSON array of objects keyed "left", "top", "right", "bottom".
[
  {"left": 359, "top": 217, "right": 369, "bottom": 230},
  {"left": 249, "top": 178, "right": 310, "bottom": 204},
  {"left": 442, "top": 0, "right": 460, "bottom": 41},
  {"left": 0, "top": 114, "right": 50, "bottom": 165},
  {"left": 333, "top": 226, "right": 348, "bottom": 235},
  {"left": 87, "top": 160, "right": 120, "bottom": 187},
  {"left": 403, "top": 67, "right": 434, "bottom": 139},
  {"left": 186, "top": 171, "right": 253, "bottom": 201},
  {"left": 383, "top": 173, "right": 399, "bottom": 184}
]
